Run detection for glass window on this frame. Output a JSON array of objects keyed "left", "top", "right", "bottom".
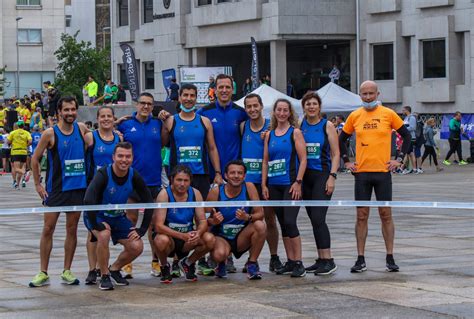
[
  {"left": 373, "top": 43, "right": 394, "bottom": 80},
  {"left": 423, "top": 39, "right": 446, "bottom": 78},
  {"left": 119, "top": 64, "right": 128, "bottom": 89},
  {"left": 65, "top": 15, "right": 72, "bottom": 28},
  {"left": 18, "top": 29, "right": 42, "bottom": 44},
  {"left": 17, "top": 0, "right": 41, "bottom": 5},
  {"left": 144, "top": 62, "right": 155, "bottom": 89},
  {"left": 197, "top": 0, "right": 212, "bottom": 5},
  {"left": 118, "top": 0, "right": 129, "bottom": 27},
  {"left": 144, "top": 0, "right": 153, "bottom": 23}
]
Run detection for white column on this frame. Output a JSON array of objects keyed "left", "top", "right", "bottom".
[{"left": 270, "top": 40, "right": 287, "bottom": 93}]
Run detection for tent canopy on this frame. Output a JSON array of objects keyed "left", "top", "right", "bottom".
[
  {"left": 235, "top": 84, "right": 303, "bottom": 118},
  {"left": 316, "top": 82, "right": 361, "bottom": 113}
]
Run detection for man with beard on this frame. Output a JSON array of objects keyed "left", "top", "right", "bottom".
[{"left": 29, "top": 96, "right": 89, "bottom": 287}]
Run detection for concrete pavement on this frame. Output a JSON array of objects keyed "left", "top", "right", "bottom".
[{"left": 0, "top": 164, "right": 472, "bottom": 318}]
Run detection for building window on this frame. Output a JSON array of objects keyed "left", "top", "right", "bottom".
[
  {"left": 423, "top": 39, "right": 446, "bottom": 78},
  {"left": 17, "top": 0, "right": 41, "bottom": 5},
  {"left": 373, "top": 43, "right": 394, "bottom": 80},
  {"left": 144, "top": 62, "right": 154, "bottom": 89},
  {"left": 119, "top": 64, "right": 128, "bottom": 89},
  {"left": 197, "top": 0, "right": 212, "bottom": 5},
  {"left": 217, "top": 0, "right": 232, "bottom": 2},
  {"left": 65, "top": 15, "right": 72, "bottom": 27},
  {"left": 143, "top": 0, "right": 153, "bottom": 23},
  {"left": 18, "top": 29, "right": 42, "bottom": 44},
  {"left": 118, "top": 0, "right": 129, "bottom": 27}
]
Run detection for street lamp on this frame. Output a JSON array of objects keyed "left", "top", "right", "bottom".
[{"left": 15, "top": 16, "right": 23, "bottom": 98}]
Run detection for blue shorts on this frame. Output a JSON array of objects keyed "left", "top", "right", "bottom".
[{"left": 84, "top": 213, "right": 133, "bottom": 245}]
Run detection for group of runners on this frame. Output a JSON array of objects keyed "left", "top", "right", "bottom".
[{"left": 26, "top": 74, "right": 412, "bottom": 291}]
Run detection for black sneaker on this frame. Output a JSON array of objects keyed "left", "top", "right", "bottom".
[
  {"left": 350, "top": 257, "right": 367, "bottom": 273},
  {"left": 314, "top": 259, "right": 337, "bottom": 276},
  {"left": 386, "top": 255, "right": 399, "bottom": 272},
  {"left": 226, "top": 256, "right": 237, "bottom": 273},
  {"left": 179, "top": 258, "right": 198, "bottom": 282},
  {"left": 269, "top": 255, "right": 283, "bottom": 273},
  {"left": 275, "top": 260, "right": 295, "bottom": 275},
  {"left": 109, "top": 269, "right": 129, "bottom": 286},
  {"left": 85, "top": 269, "right": 98, "bottom": 285},
  {"left": 99, "top": 274, "right": 114, "bottom": 290},
  {"left": 290, "top": 261, "right": 306, "bottom": 277},
  {"left": 160, "top": 264, "right": 173, "bottom": 284},
  {"left": 305, "top": 259, "right": 323, "bottom": 273}
]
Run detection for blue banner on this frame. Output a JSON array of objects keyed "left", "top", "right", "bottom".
[
  {"left": 250, "top": 37, "right": 260, "bottom": 91},
  {"left": 440, "top": 114, "right": 474, "bottom": 140},
  {"left": 162, "top": 68, "right": 176, "bottom": 102}
]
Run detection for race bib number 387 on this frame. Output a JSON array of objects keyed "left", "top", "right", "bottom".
[
  {"left": 64, "top": 159, "right": 85, "bottom": 176},
  {"left": 268, "top": 159, "right": 286, "bottom": 177}
]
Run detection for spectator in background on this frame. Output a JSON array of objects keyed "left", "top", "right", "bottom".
[
  {"left": 329, "top": 65, "right": 340, "bottom": 84},
  {"left": 443, "top": 111, "right": 468, "bottom": 166},
  {"left": 168, "top": 78, "right": 180, "bottom": 102},
  {"left": 111, "top": 82, "right": 119, "bottom": 104},
  {"left": 335, "top": 115, "right": 345, "bottom": 134},
  {"left": 413, "top": 113, "right": 425, "bottom": 173},
  {"left": 207, "top": 77, "right": 216, "bottom": 102},
  {"left": 30, "top": 107, "right": 44, "bottom": 130},
  {"left": 117, "top": 85, "right": 126, "bottom": 102},
  {"left": 330, "top": 117, "right": 337, "bottom": 128},
  {"left": 420, "top": 118, "right": 443, "bottom": 172},
  {"left": 401, "top": 106, "right": 418, "bottom": 174},
  {"left": 84, "top": 75, "right": 98, "bottom": 105},
  {"left": 85, "top": 121, "right": 93, "bottom": 131},
  {"left": 242, "top": 78, "right": 252, "bottom": 96},
  {"left": 103, "top": 78, "right": 113, "bottom": 105}
]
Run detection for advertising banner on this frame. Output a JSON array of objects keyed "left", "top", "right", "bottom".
[
  {"left": 250, "top": 37, "right": 260, "bottom": 91},
  {"left": 162, "top": 68, "right": 176, "bottom": 102},
  {"left": 120, "top": 44, "right": 140, "bottom": 101},
  {"left": 440, "top": 114, "right": 474, "bottom": 140},
  {"left": 179, "top": 67, "right": 232, "bottom": 104}
]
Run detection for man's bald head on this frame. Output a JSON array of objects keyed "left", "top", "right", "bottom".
[
  {"left": 359, "top": 80, "right": 378, "bottom": 93},
  {"left": 359, "top": 80, "right": 380, "bottom": 105}
]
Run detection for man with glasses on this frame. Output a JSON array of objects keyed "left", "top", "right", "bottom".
[{"left": 117, "top": 92, "right": 164, "bottom": 278}]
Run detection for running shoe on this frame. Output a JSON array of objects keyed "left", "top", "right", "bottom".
[
  {"left": 275, "top": 260, "right": 295, "bottom": 275},
  {"left": 29, "top": 271, "right": 50, "bottom": 287},
  {"left": 242, "top": 259, "right": 249, "bottom": 273},
  {"left": 443, "top": 160, "right": 451, "bottom": 166},
  {"left": 305, "top": 259, "right": 323, "bottom": 273},
  {"left": 247, "top": 262, "right": 262, "bottom": 280},
  {"left": 350, "top": 257, "right": 367, "bottom": 273},
  {"left": 226, "top": 256, "right": 237, "bottom": 273},
  {"left": 122, "top": 263, "right": 133, "bottom": 279},
  {"left": 150, "top": 261, "right": 161, "bottom": 277},
  {"left": 215, "top": 262, "right": 227, "bottom": 279},
  {"left": 24, "top": 170, "right": 30, "bottom": 182},
  {"left": 12, "top": 181, "right": 18, "bottom": 189},
  {"left": 269, "top": 255, "right": 283, "bottom": 273},
  {"left": 171, "top": 260, "right": 182, "bottom": 278},
  {"left": 414, "top": 168, "right": 423, "bottom": 174},
  {"left": 459, "top": 160, "right": 468, "bottom": 166},
  {"left": 61, "top": 269, "right": 80, "bottom": 285},
  {"left": 386, "top": 255, "right": 400, "bottom": 272},
  {"left": 401, "top": 169, "right": 413, "bottom": 175},
  {"left": 179, "top": 258, "right": 197, "bottom": 282},
  {"left": 197, "top": 258, "right": 215, "bottom": 276},
  {"left": 290, "top": 261, "right": 306, "bottom": 277},
  {"left": 85, "top": 269, "right": 98, "bottom": 285},
  {"left": 109, "top": 269, "right": 129, "bottom": 286},
  {"left": 314, "top": 259, "right": 338, "bottom": 276},
  {"left": 160, "top": 264, "right": 173, "bottom": 284},
  {"left": 99, "top": 274, "right": 114, "bottom": 290},
  {"left": 22, "top": 180, "right": 26, "bottom": 188}
]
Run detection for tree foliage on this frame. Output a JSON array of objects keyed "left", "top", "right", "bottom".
[{"left": 54, "top": 31, "right": 110, "bottom": 104}]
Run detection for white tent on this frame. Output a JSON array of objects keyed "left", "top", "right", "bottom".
[
  {"left": 235, "top": 84, "right": 304, "bottom": 118},
  {"left": 316, "top": 82, "right": 362, "bottom": 113}
]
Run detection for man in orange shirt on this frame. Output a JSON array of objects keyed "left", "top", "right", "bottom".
[{"left": 339, "top": 80, "right": 411, "bottom": 273}]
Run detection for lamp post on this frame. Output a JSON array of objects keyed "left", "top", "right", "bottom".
[{"left": 15, "top": 16, "right": 23, "bottom": 98}]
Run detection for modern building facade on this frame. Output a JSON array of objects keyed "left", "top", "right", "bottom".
[
  {"left": 110, "top": 0, "right": 473, "bottom": 114},
  {"left": 1, "top": 0, "right": 65, "bottom": 97}
]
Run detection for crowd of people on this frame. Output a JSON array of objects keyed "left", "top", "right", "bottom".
[{"left": 0, "top": 74, "right": 469, "bottom": 292}]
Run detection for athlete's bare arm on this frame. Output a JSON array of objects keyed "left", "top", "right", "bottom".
[
  {"left": 161, "top": 116, "right": 173, "bottom": 147},
  {"left": 31, "top": 128, "right": 54, "bottom": 200},
  {"left": 202, "top": 117, "right": 223, "bottom": 184}
]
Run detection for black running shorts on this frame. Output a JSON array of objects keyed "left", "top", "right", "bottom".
[{"left": 354, "top": 172, "right": 392, "bottom": 202}]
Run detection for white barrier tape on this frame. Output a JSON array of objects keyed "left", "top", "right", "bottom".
[{"left": 0, "top": 200, "right": 472, "bottom": 216}]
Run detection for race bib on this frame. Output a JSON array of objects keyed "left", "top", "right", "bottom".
[
  {"left": 306, "top": 143, "right": 321, "bottom": 160},
  {"left": 169, "top": 222, "right": 191, "bottom": 233},
  {"left": 268, "top": 159, "right": 286, "bottom": 177},
  {"left": 223, "top": 224, "right": 245, "bottom": 239},
  {"left": 242, "top": 158, "right": 262, "bottom": 175},
  {"left": 64, "top": 159, "right": 85, "bottom": 176},
  {"left": 179, "top": 146, "right": 202, "bottom": 163},
  {"left": 103, "top": 209, "right": 125, "bottom": 218}
]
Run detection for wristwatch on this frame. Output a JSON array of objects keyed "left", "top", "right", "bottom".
[
  {"left": 296, "top": 179, "right": 302, "bottom": 185},
  {"left": 329, "top": 172, "right": 337, "bottom": 179}
]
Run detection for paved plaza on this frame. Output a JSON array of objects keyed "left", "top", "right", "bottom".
[{"left": 0, "top": 165, "right": 472, "bottom": 318}]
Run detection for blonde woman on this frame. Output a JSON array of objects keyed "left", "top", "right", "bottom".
[{"left": 262, "top": 98, "right": 307, "bottom": 277}]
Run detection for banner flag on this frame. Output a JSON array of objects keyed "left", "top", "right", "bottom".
[
  {"left": 120, "top": 44, "right": 140, "bottom": 101},
  {"left": 250, "top": 37, "right": 260, "bottom": 90}
]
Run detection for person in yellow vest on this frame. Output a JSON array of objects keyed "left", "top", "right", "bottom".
[
  {"left": 21, "top": 103, "right": 32, "bottom": 130},
  {"left": 7, "top": 121, "right": 32, "bottom": 189},
  {"left": 84, "top": 75, "right": 98, "bottom": 105},
  {"left": 0, "top": 104, "right": 6, "bottom": 129}
]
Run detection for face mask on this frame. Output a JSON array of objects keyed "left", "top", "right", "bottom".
[
  {"left": 362, "top": 100, "right": 380, "bottom": 109},
  {"left": 180, "top": 104, "right": 196, "bottom": 113}
]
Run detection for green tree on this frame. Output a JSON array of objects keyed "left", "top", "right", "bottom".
[{"left": 54, "top": 31, "right": 110, "bottom": 104}]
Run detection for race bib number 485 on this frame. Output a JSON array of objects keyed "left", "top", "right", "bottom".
[{"left": 64, "top": 159, "right": 85, "bottom": 176}]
